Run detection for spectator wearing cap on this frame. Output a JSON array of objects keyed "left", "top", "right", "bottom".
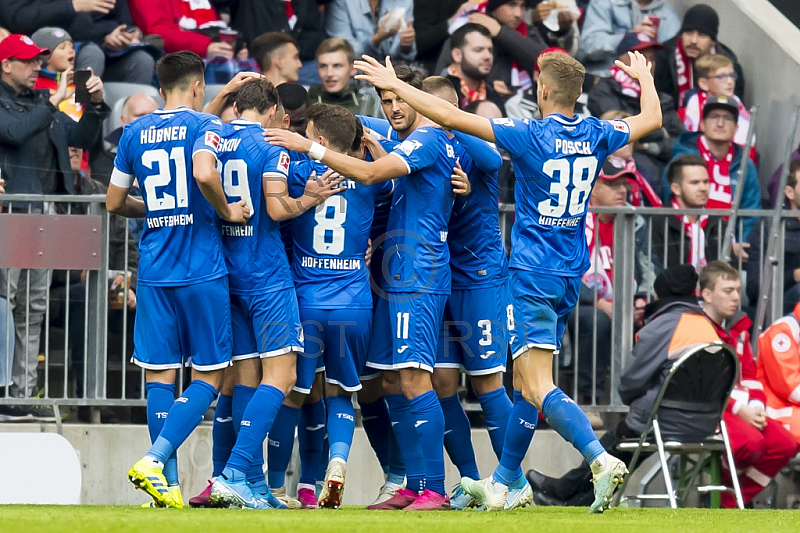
[
  {"left": 570, "top": 158, "right": 656, "bottom": 406},
  {"left": 443, "top": 23, "right": 506, "bottom": 112},
  {"left": 31, "top": 28, "right": 82, "bottom": 122},
  {"left": 679, "top": 54, "right": 756, "bottom": 163},
  {"left": 0, "top": 34, "right": 109, "bottom": 412},
  {"left": 663, "top": 95, "right": 760, "bottom": 243},
  {"left": 588, "top": 31, "right": 683, "bottom": 174},
  {"left": 654, "top": 3, "right": 744, "bottom": 107},
  {"left": 577, "top": 0, "right": 680, "bottom": 78},
  {"left": 504, "top": 46, "right": 589, "bottom": 120},
  {"left": 434, "top": 0, "right": 548, "bottom": 99},
  {"left": 530, "top": 263, "right": 719, "bottom": 508},
  {"left": 1, "top": 0, "right": 155, "bottom": 85}
]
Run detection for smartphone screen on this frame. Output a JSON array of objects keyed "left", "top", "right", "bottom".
[{"left": 73, "top": 69, "right": 92, "bottom": 105}]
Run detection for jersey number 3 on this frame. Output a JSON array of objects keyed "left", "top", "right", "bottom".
[{"left": 538, "top": 156, "right": 597, "bottom": 218}]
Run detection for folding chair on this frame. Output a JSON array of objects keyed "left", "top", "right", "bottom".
[{"left": 613, "top": 342, "right": 745, "bottom": 509}]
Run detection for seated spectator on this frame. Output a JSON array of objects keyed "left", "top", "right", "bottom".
[
  {"left": 31, "top": 28, "right": 82, "bottom": 122},
  {"left": 2, "top": 0, "right": 155, "bottom": 85},
  {"left": 90, "top": 93, "right": 158, "bottom": 184},
  {"left": 747, "top": 160, "right": 800, "bottom": 315},
  {"left": 768, "top": 141, "right": 800, "bottom": 208},
  {"left": 307, "top": 38, "right": 383, "bottom": 118},
  {"left": 434, "top": 0, "right": 547, "bottom": 99},
  {"left": 577, "top": 0, "right": 680, "bottom": 78},
  {"left": 277, "top": 82, "right": 310, "bottom": 136},
  {"left": 663, "top": 95, "right": 760, "bottom": 242},
  {"left": 506, "top": 46, "right": 589, "bottom": 120},
  {"left": 326, "top": 0, "right": 416, "bottom": 65},
  {"left": 569, "top": 159, "right": 655, "bottom": 405},
  {"left": 599, "top": 110, "right": 662, "bottom": 205},
  {"left": 679, "top": 54, "right": 755, "bottom": 162},
  {"left": 588, "top": 32, "right": 683, "bottom": 173},
  {"left": 527, "top": 1, "right": 580, "bottom": 55},
  {"left": 443, "top": 23, "right": 506, "bottom": 112},
  {"left": 654, "top": 4, "right": 744, "bottom": 107},
  {"left": 413, "top": 1, "right": 482, "bottom": 75},
  {"left": 129, "top": 0, "right": 237, "bottom": 61},
  {"left": 652, "top": 155, "right": 723, "bottom": 273},
  {"left": 530, "top": 264, "right": 719, "bottom": 507},
  {"left": 757, "top": 301, "right": 800, "bottom": 446},
  {"left": 252, "top": 32, "right": 302, "bottom": 87},
  {"left": 700, "top": 261, "right": 799, "bottom": 508}
]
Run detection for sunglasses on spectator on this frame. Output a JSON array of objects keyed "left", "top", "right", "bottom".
[{"left": 705, "top": 72, "right": 738, "bottom": 81}]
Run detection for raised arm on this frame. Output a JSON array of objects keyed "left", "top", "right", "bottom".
[
  {"left": 264, "top": 169, "right": 345, "bottom": 221},
  {"left": 614, "top": 51, "right": 662, "bottom": 143},
  {"left": 355, "top": 55, "right": 495, "bottom": 142}
]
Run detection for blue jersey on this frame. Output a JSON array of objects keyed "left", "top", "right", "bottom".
[
  {"left": 112, "top": 107, "right": 226, "bottom": 287},
  {"left": 358, "top": 115, "right": 397, "bottom": 142},
  {"left": 491, "top": 114, "right": 630, "bottom": 276},
  {"left": 384, "top": 127, "right": 456, "bottom": 294},
  {"left": 217, "top": 119, "right": 293, "bottom": 295},
  {"left": 288, "top": 160, "right": 392, "bottom": 309},
  {"left": 448, "top": 131, "right": 508, "bottom": 289}
]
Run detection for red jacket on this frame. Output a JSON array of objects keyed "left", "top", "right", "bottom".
[
  {"left": 706, "top": 311, "right": 767, "bottom": 415},
  {"left": 129, "top": 0, "right": 220, "bottom": 56}
]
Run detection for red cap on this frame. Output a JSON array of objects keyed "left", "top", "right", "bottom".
[
  {"left": 0, "top": 34, "right": 50, "bottom": 62},
  {"left": 535, "top": 47, "right": 569, "bottom": 73}
]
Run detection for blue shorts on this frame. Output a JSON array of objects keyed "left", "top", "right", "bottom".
[
  {"left": 365, "top": 292, "right": 448, "bottom": 374},
  {"left": 133, "top": 277, "right": 231, "bottom": 371},
  {"left": 435, "top": 283, "right": 512, "bottom": 375},
  {"left": 295, "top": 308, "right": 372, "bottom": 394},
  {"left": 509, "top": 269, "right": 580, "bottom": 358},
  {"left": 230, "top": 288, "right": 304, "bottom": 361}
]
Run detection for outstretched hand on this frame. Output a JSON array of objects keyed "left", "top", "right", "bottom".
[
  {"left": 355, "top": 55, "right": 399, "bottom": 92},
  {"left": 614, "top": 51, "right": 652, "bottom": 80},
  {"left": 264, "top": 128, "right": 313, "bottom": 154}
]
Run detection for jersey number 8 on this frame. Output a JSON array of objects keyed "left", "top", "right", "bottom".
[{"left": 313, "top": 196, "right": 348, "bottom": 255}]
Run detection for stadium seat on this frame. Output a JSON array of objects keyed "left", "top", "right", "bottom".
[
  {"left": 612, "top": 342, "right": 745, "bottom": 509},
  {"left": 102, "top": 82, "right": 163, "bottom": 138}
]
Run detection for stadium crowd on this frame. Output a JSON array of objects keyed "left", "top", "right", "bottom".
[{"left": 2, "top": 0, "right": 800, "bottom": 512}]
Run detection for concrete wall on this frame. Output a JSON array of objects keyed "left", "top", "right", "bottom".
[{"left": 670, "top": 0, "right": 800, "bottom": 192}]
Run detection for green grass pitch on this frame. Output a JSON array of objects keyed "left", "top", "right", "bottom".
[{"left": 4, "top": 506, "right": 800, "bottom": 533}]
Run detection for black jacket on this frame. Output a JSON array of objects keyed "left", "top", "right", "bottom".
[
  {"left": 654, "top": 35, "right": 745, "bottom": 107},
  {"left": 1, "top": 0, "right": 135, "bottom": 44},
  {"left": 746, "top": 218, "right": 800, "bottom": 303},
  {"left": 649, "top": 213, "right": 723, "bottom": 277},
  {"left": 413, "top": 0, "right": 469, "bottom": 75},
  {"left": 0, "top": 80, "right": 110, "bottom": 195}
]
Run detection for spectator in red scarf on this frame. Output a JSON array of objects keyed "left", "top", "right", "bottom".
[
  {"left": 444, "top": 23, "right": 506, "bottom": 112},
  {"left": 653, "top": 4, "right": 744, "bottom": 108},
  {"left": 662, "top": 95, "right": 760, "bottom": 244}
]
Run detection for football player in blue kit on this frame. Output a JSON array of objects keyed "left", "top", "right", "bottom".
[
  {"left": 107, "top": 51, "right": 250, "bottom": 509},
  {"left": 265, "top": 73, "right": 469, "bottom": 511},
  {"left": 207, "top": 78, "right": 345, "bottom": 509},
  {"left": 355, "top": 51, "right": 662, "bottom": 513},
  {"left": 286, "top": 103, "right": 394, "bottom": 508}
]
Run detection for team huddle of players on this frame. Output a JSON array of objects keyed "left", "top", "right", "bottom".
[{"left": 107, "top": 45, "right": 661, "bottom": 513}]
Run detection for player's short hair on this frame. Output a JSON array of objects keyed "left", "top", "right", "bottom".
[
  {"left": 351, "top": 116, "right": 364, "bottom": 153},
  {"left": 307, "top": 103, "right": 357, "bottom": 153},
  {"left": 156, "top": 51, "right": 205, "bottom": 93},
  {"left": 276, "top": 82, "right": 309, "bottom": 111},
  {"left": 696, "top": 54, "right": 734, "bottom": 79},
  {"left": 699, "top": 260, "right": 740, "bottom": 291},
  {"left": 251, "top": 32, "right": 299, "bottom": 72},
  {"left": 377, "top": 64, "right": 424, "bottom": 97},
  {"left": 235, "top": 77, "right": 281, "bottom": 114},
  {"left": 788, "top": 159, "right": 800, "bottom": 189},
  {"left": 667, "top": 154, "right": 707, "bottom": 185},
  {"left": 315, "top": 37, "right": 355, "bottom": 64},
  {"left": 451, "top": 23, "right": 492, "bottom": 50},
  {"left": 537, "top": 52, "right": 585, "bottom": 108},
  {"left": 599, "top": 110, "right": 631, "bottom": 120},
  {"left": 421, "top": 76, "right": 458, "bottom": 105}
]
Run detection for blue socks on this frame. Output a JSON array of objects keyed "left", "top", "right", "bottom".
[
  {"left": 542, "top": 387, "right": 604, "bottom": 465},
  {"left": 477, "top": 387, "right": 513, "bottom": 462},
  {"left": 231, "top": 385, "right": 264, "bottom": 483},
  {"left": 326, "top": 395, "right": 355, "bottom": 463},
  {"left": 439, "top": 394, "right": 479, "bottom": 480},
  {"left": 359, "top": 398, "right": 391, "bottom": 471},
  {"left": 226, "top": 384, "right": 284, "bottom": 482},
  {"left": 145, "top": 382, "right": 178, "bottom": 485},
  {"left": 492, "top": 390, "right": 536, "bottom": 486},
  {"left": 266, "top": 404, "right": 300, "bottom": 488},
  {"left": 211, "top": 393, "right": 234, "bottom": 478},
  {"left": 408, "top": 390, "right": 446, "bottom": 496},
  {"left": 148, "top": 380, "right": 218, "bottom": 465},
  {"left": 385, "top": 393, "right": 426, "bottom": 493},
  {"left": 298, "top": 400, "right": 326, "bottom": 486}
]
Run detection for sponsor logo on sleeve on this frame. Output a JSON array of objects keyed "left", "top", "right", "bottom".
[
  {"left": 278, "top": 151, "right": 290, "bottom": 173},
  {"left": 398, "top": 139, "right": 422, "bottom": 156},
  {"left": 492, "top": 117, "right": 515, "bottom": 127},
  {"left": 611, "top": 120, "right": 630, "bottom": 133},
  {"left": 204, "top": 131, "right": 221, "bottom": 150}
]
